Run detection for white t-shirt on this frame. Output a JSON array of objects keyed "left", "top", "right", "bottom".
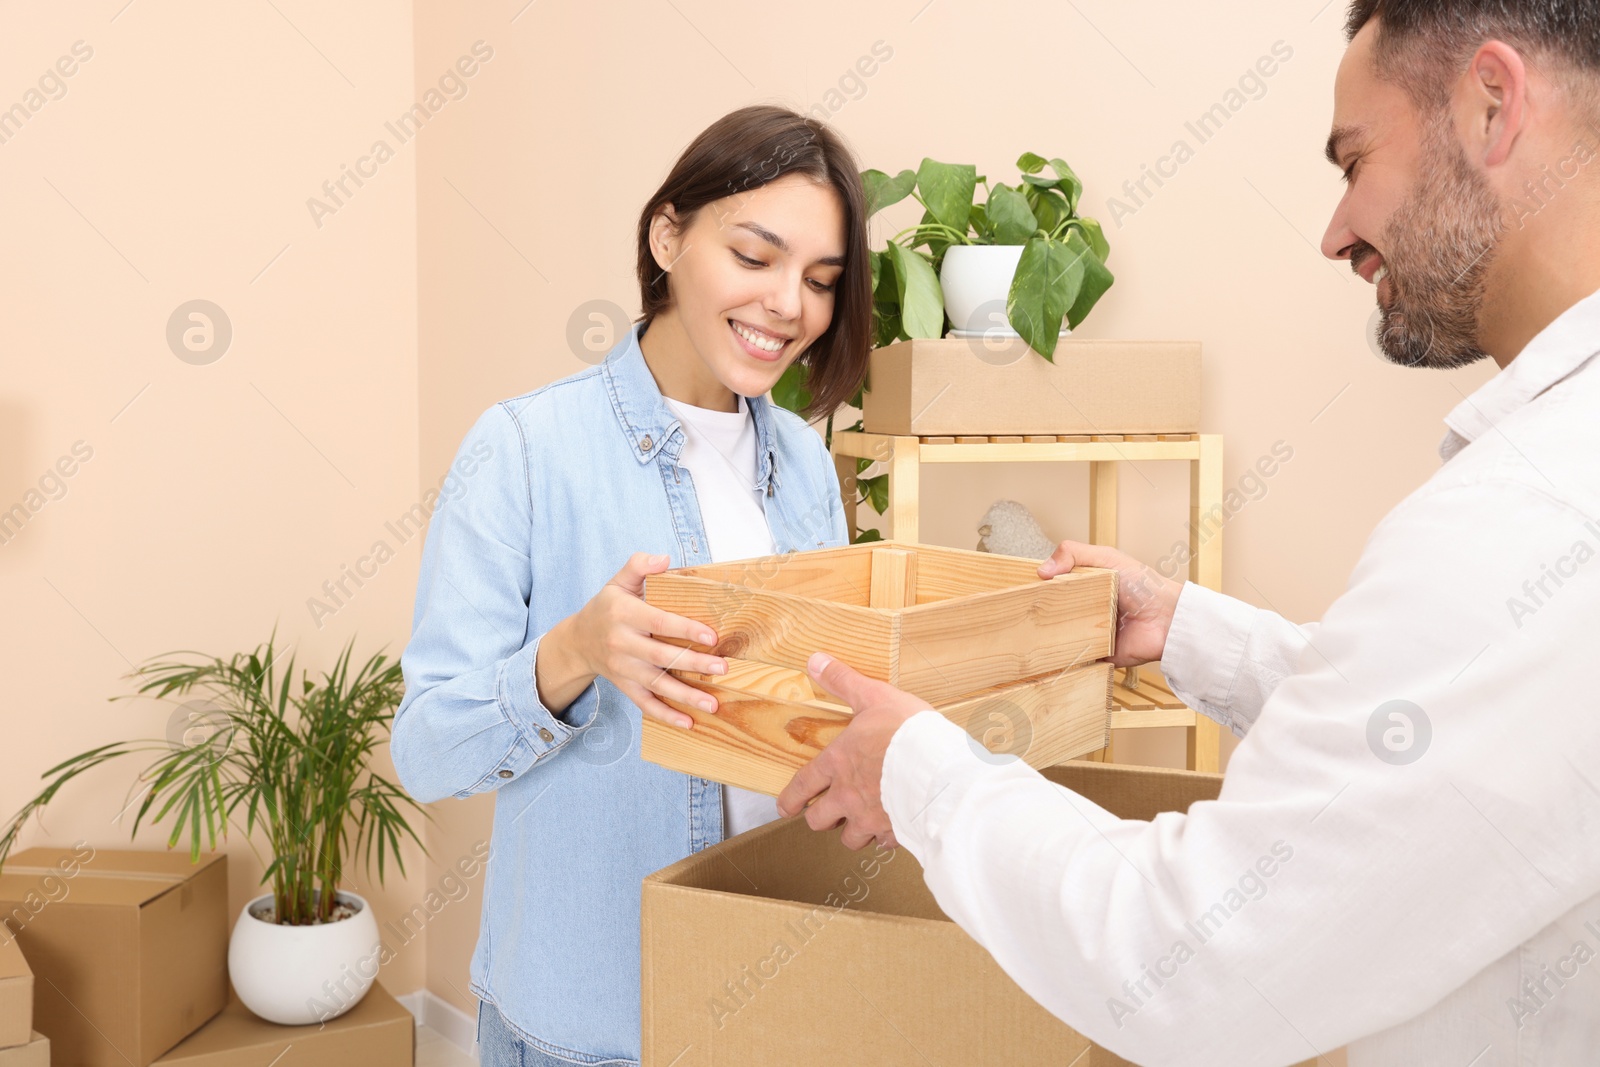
[{"left": 661, "top": 393, "right": 781, "bottom": 838}]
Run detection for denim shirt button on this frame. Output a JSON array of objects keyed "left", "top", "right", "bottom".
[
  {"left": 538, "top": 727, "right": 555, "bottom": 743},
  {"left": 640, "top": 435, "right": 653, "bottom": 452},
  {"left": 497, "top": 769, "right": 513, "bottom": 779}
]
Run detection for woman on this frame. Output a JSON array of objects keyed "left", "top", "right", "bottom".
[{"left": 391, "top": 104, "right": 872, "bottom": 1066}]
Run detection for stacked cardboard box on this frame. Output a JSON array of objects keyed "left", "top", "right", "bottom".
[
  {"left": 0, "top": 847, "right": 228, "bottom": 1066},
  {"left": 0, "top": 934, "right": 47, "bottom": 1066},
  {"left": 641, "top": 540, "right": 1118, "bottom": 795},
  {"left": 152, "top": 983, "right": 414, "bottom": 1067}
]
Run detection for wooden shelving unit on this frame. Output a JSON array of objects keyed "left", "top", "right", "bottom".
[{"left": 829, "top": 430, "right": 1224, "bottom": 772}]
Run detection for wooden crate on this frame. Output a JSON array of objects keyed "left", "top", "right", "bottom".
[
  {"left": 642, "top": 657, "right": 1114, "bottom": 797},
  {"left": 642, "top": 540, "right": 1116, "bottom": 706},
  {"left": 862, "top": 337, "right": 1201, "bottom": 437}
]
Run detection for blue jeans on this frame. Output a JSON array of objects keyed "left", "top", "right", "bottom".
[{"left": 476, "top": 1000, "right": 637, "bottom": 1067}]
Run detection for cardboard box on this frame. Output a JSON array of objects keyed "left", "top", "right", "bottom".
[
  {"left": 152, "top": 982, "right": 413, "bottom": 1067},
  {"left": 0, "top": 1032, "right": 48, "bottom": 1067},
  {"left": 643, "top": 541, "right": 1116, "bottom": 705},
  {"left": 642, "top": 760, "right": 1221, "bottom": 1066},
  {"left": 0, "top": 848, "right": 228, "bottom": 1067},
  {"left": 863, "top": 337, "right": 1202, "bottom": 437},
  {"left": 0, "top": 934, "right": 31, "bottom": 1049}
]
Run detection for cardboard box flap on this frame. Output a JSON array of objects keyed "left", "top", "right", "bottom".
[
  {"left": 0, "top": 848, "right": 225, "bottom": 908},
  {"left": 1039, "top": 761, "right": 1223, "bottom": 820}
]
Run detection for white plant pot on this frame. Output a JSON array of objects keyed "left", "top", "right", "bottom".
[
  {"left": 939, "top": 244, "right": 1071, "bottom": 338},
  {"left": 228, "top": 890, "right": 382, "bottom": 1025}
]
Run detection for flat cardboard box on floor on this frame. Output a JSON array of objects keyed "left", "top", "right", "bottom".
[
  {"left": 642, "top": 760, "right": 1221, "bottom": 1067},
  {"left": 0, "top": 847, "right": 228, "bottom": 1067},
  {"left": 0, "top": 1032, "right": 49, "bottom": 1067},
  {"left": 152, "top": 982, "right": 413, "bottom": 1067},
  {"left": 0, "top": 933, "right": 31, "bottom": 1049},
  {"left": 862, "top": 337, "right": 1202, "bottom": 437}
]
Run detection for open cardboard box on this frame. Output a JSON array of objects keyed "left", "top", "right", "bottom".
[{"left": 642, "top": 760, "right": 1221, "bottom": 1066}]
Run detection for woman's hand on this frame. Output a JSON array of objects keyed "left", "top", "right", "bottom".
[
  {"left": 538, "top": 552, "right": 729, "bottom": 728},
  {"left": 1037, "top": 540, "right": 1182, "bottom": 667}
]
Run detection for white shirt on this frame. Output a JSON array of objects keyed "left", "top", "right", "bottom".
[
  {"left": 881, "top": 287, "right": 1600, "bottom": 1066},
  {"left": 662, "top": 393, "right": 783, "bottom": 839}
]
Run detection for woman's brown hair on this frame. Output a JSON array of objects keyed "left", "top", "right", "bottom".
[{"left": 635, "top": 104, "right": 872, "bottom": 423}]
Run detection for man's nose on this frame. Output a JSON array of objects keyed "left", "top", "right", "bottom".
[{"left": 1321, "top": 192, "right": 1358, "bottom": 261}]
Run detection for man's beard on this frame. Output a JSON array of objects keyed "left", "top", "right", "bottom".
[{"left": 1362, "top": 113, "right": 1505, "bottom": 369}]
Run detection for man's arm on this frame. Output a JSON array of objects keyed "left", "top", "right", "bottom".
[
  {"left": 1037, "top": 541, "right": 1318, "bottom": 738},
  {"left": 880, "top": 481, "right": 1600, "bottom": 1063},
  {"left": 1160, "top": 583, "right": 1323, "bottom": 737}
]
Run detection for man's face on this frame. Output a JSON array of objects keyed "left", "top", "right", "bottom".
[{"left": 1321, "top": 22, "right": 1504, "bottom": 369}]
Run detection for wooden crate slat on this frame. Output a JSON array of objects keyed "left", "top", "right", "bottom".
[
  {"left": 644, "top": 663, "right": 1114, "bottom": 797},
  {"left": 645, "top": 573, "right": 896, "bottom": 680},
  {"left": 895, "top": 572, "right": 1115, "bottom": 703}
]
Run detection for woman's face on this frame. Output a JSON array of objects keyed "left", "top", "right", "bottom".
[{"left": 650, "top": 172, "right": 847, "bottom": 399}]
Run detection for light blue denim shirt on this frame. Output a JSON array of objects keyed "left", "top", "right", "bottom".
[{"left": 391, "top": 320, "right": 850, "bottom": 1065}]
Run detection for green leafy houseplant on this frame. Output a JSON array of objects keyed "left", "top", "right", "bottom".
[
  {"left": 865, "top": 152, "right": 1114, "bottom": 360},
  {"left": 0, "top": 629, "right": 425, "bottom": 926},
  {"left": 772, "top": 153, "right": 1113, "bottom": 541}
]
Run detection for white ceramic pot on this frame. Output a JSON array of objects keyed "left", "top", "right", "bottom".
[
  {"left": 228, "top": 890, "right": 382, "bottom": 1025},
  {"left": 939, "top": 244, "right": 1071, "bottom": 338}
]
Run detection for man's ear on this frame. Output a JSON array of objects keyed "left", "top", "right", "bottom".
[{"left": 1457, "top": 39, "right": 1529, "bottom": 169}]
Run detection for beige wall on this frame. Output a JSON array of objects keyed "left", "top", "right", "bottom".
[
  {"left": 5, "top": 0, "right": 1493, "bottom": 1042},
  {"left": 0, "top": 0, "right": 427, "bottom": 995}
]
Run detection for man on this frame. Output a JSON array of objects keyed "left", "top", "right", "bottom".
[{"left": 775, "top": 2, "right": 1600, "bottom": 1063}]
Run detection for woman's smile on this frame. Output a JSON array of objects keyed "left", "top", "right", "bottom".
[{"left": 728, "top": 317, "right": 793, "bottom": 362}]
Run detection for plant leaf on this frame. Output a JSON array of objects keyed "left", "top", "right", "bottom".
[
  {"left": 1024, "top": 185, "right": 1072, "bottom": 236},
  {"left": 771, "top": 362, "right": 812, "bottom": 415},
  {"left": 1047, "top": 158, "right": 1084, "bottom": 214},
  {"left": 1007, "top": 236, "right": 1086, "bottom": 361},
  {"left": 1016, "top": 152, "right": 1047, "bottom": 175},
  {"left": 862, "top": 168, "right": 917, "bottom": 217},
  {"left": 915, "top": 158, "right": 976, "bottom": 236},
  {"left": 1066, "top": 217, "right": 1111, "bottom": 264},
  {"left": 886, "top": 243, "right": 944, "bottom": 339},
  {"left": 1063, "top": 231, "right": 1115, "bottom": 330},
  {"left": 986, "top": 184, "right": 1038, "bottom": 245}
]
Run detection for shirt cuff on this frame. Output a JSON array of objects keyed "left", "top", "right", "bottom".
[
  {"left": 881, "top": 710, "right": 983, "bottom": 856},
  {"left": 1160, "top": 582, "right": 1257, "bottom": 736},
  {"left": 497, "top": 633, "right": 601, "bottom": 760}
]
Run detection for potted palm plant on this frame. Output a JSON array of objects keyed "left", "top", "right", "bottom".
[{"left": 0, "top": 629, "right": 425, "bottom": 1025}]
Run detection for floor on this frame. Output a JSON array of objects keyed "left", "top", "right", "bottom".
[{"left": 417, "top": 1023, "right": 477, "bottom": 1066}]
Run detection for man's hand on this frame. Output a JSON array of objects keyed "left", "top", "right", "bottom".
[
  {"left": 1038, "top": 540, "right": 1182, "bottom": 667},
  {"left": 775, "top": 651, "right": 933, "bottom": 851}
]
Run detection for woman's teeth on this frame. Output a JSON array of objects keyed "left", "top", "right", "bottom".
[{"left": 731, "top": 320, "right": 786, "bottom": 352}]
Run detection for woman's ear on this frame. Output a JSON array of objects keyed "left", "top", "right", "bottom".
[{"left": 649, "top": 206, "right": 683, "bottom": 274}]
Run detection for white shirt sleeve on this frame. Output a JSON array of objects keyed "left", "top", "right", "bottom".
[
  {"left": 1159, "top": 583, "right": 1323, "bottom": 738},
  {"left": 881, "top": 479, "right": 1600, "bottom": 1065}
]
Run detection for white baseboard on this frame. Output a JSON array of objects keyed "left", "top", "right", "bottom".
[{"left": 395, "top": 988, "right": 479, "bottom": 1061}]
